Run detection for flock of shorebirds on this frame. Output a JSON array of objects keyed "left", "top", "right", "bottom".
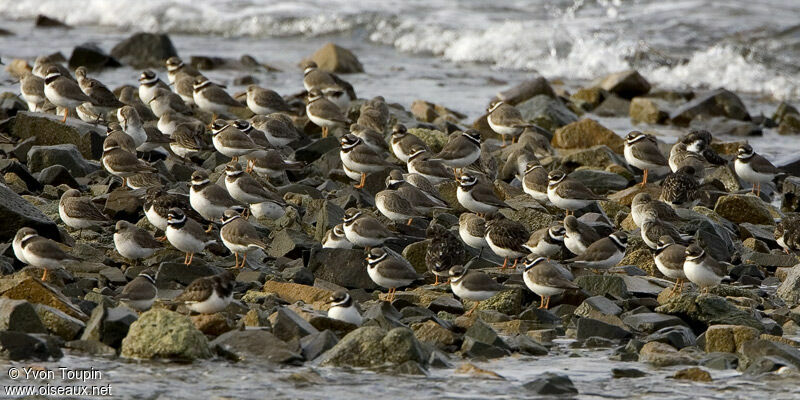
[{"left": 7, "top": 52, "right": 799, "bottom": 325}]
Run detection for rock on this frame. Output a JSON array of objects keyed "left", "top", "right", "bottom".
[
  {"left": 0, "top": 331, "right": 62, "bottom": 360},
  {"left": 599, "top": 70, "right": 651, "bottom": 99},
  {"left": 738, "top": 339, "right": 800, "bottom": 371},
  {"left": 0, "top": 274, "right": 87, "bottom": 321},
  {"left": 411, "top": 320, "right": 456, "bottom": 350},
  {"left": 670, "top": 89, "right": 749, "bottom": 126},
  {"left": 552, "top": 118, "right": 624, "bottom": 153},
  {"left": 110, "top": 32, "right": 178, "bottom": 68},
  {"left": 262, "top": 280, "right": 333, "bottom": 308},
  {"left": 475, "top": 287, "right": 525, "bottom": 316},
  {"left": 211, "top": 329, "right": 303, "bottom": 364},
  {"left": 496, "top": 77, "right": 557, "bottom": 105},
  {"left": 630, "top": 97, "right": 670, "bottom": 124},
  {"left": 269, "top": 307, "right": 319, "bottom": 342},
  {"left": 401, "top": 240, "right": 430, "bottom": 275},
  {"left": 523, "top": 372, "right": 578, "bottom": 395},
  {"left": 656, "top": 293, "right": 764, "bottom": 332},
  {"left": 645, "top": 325, "right": 697, "bottom": 349},
  {"left": 516, "top": 95, "right": 578, "bottom": 131},
  {"left": 714, "top": 195, "right": 774, "bottom": 225},
  {"left": 623, "top": 313, "right": 686, "bottom": 334},
  {"left": 81, "top": 305, "right": 137, "bottom": 348},
  {"left": 300, "top": 330, "right": 339, "bottom": 361},
  {"left": 639, "top": 341, "right": 696, "bottom": 367},
  {"left": 499, "top": 206, "right": 556, "bottom": 233},
  {"left": 36, "top": 165, "right": 80, "bottom": 188},
  {"left": 64, "top": 339, "right": 117, "bottom": 357},
  {"left": 612, "top": 368, "right": 647, "bottom": 378},
  {"left": 68, "top": 43, "right": 120, "bottom": 71},
  {"left": 571, "top": 87, "right": 607, "bottom": 111},
  {"left": 576, "top": 317, "right": 632, "bottom": 341},
  {"left": 410, "top": 100, "right": 465, "bottom": 123},
  {"left": 307, "top": 42, "right": 363, "bottom": 73},
  {"left": 455, "top": 362, "right": 505, "bottom": 379},
  {"left": 295, "top": 136, "right": 338, "bottom": 163},
  {"left": 510, "top": 334, "right": 549, "bottom": 355},
  {"left": 700, "top": 352, "right": 740, "bottom": 370},
  {"left": 120, "top": 308, "right": 211, "bottom": 360},
  {"left": 5, "top": 59, "right": 32, "bottom": 80},
  {"left": 0, "top": 299, "right": 47, "bottom": 333},
  {"left": 569, "top": 169, "right": 629, "bottom": 192},
  {"left": 307, "top": 248, "right": 376, "bottom": 289},
  {"left": 560, "top": 145, "right": 627, "bottom": 169},
  {"left": 689, "top": 116, "right": 761, "bottom": 137},
  {"left": 12, "top": 112, "right": 105, "bottom": 159},
  {"left": 778, "top": 114, "right": 800, "bottom": 135},
  {"left": 673, "top": 367, "right": 712, "bottom": 382},
  {"left": 319, "top": 326, "right": 427, "bottom": 368},
  {"left": 704, "top": 324, "right": 760, "bottom": 353},
  {"left": 35, "top": 14, "right": 70, "bottom": 28},
  {"left": 408, "top": 128, "right": 449, "bottom": 153},
  {"left": 191, "top": 313, "right": 234, "bottom": 336},
  {"left": 777, "top": 264, "right": 800, "bottom": 305},
  {"left": 0, "top": 92, "right": 27, "bottom": 118},
  {"left": 593, "top": 95, "right": 631, "bottom": 117},
  {"left": 428, "top": 295, "right": 464, "bottom": 314},
  {"left": 33, "top": 304, "right": 84, "bottom": 340},
  {"left": 267, "top": 229, "right": 316, "bottom": 258},
  {"left": 575, "top": 275, "right": 631, "bottom": 299}
]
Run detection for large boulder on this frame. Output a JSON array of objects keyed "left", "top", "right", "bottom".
[
  {"left": 670, "top": 89, "right": 750, "bottom": 126},
  {"left": 638, "top": 341, "right": 696, "bottom": 366},
  {"left": 307, "top": 43, "right": 363, "bottom": 73},
  {"left": 262, "top": 280, "right": 333, "bottom": 309},
  {"left": 318, "top": 326, "right": 427, "bottom": 368},
  {"left": 0, "top": 183, "right": 61, "bottom": 242},
  {"left": 704, "top": 324, "right": 760, "bottom": 353},
  {"left": 68, "top": 43, "right": 120, "bottom": 71},
  {"left": 714, "top": 195, "right": 774, "bottom": 225},
  {"left": 0, "top": 274, "right": 87, "bottom": 321},
  {"left": 33, "top": 304, "right": 85, "bottom": 340},
  {"left": 552, "top": 119, "right": 624, "bottom": 153},
  {"left": 516, "top": 95, "right": 578, "bottom": 132},
  {"left": 120, "top": 308, "right": 212, "bottom": 360},
  {"left": 496, "top": 77, "right": 557, "bottom": 105},
  {"left": 0, "top": 331, "right": 63, "bottom": 361},
  {"left": 306, "top": 248, "right": 376, "bottom": 289},
  {"left": 110, "top": 32, "right": 178, "bottom": 69},
  {"left": 0, "top": 299, "right": 47, "bottom": 334},
  {"left": 655, "top": 293, "right": 764, "bottom": 332},
  {"left": 523, "top": 372, "right": 579, "bottom": 395},
  {"left": 629, "top": 97, "right": 670, "bottom": 124},
  {"left": 11, "top": 112, "right": 105, "bottom": 159},
  {"left": 599, "top": 70, "right": 651, "bottom": 99},
  {"left": 27, "top": 144, "right": 99, "bottom": 177},
  {"left": 81, "top": 305, "right": 137, "bottom": 348},
  {"left": 211, "top": 329, "right": 304, "bottom": 364},
  {"left": 777, "top": 264, "right": 800, "bottom": 305}
]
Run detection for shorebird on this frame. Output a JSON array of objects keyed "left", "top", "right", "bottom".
[
  {"left": 306, "top": 89, "right": 349, "bottom": 138},
  {"left": 138, "top": 70, "right": 170, "bottom": 104},
  {"left": 486, "top": 100, "right": 533, "bottom": 147},
  {"left": 116, "top": 270, "right": 158, "bottom": 312},
  {"left": 114, "top": 220, "right": 162, "bottom": 265},
  {"left": 660, "top": 166, "right": 700, "bottom": 209},
  {"left": 342, "top": 208, "right": 393, "bottom": 250},
  {"left": 322, "top": 224, "right": 352, "bottom": 249},
  {"left": 631, "top": 193, "right": 680, "bottom": 228},
  {"left": 547, "top": 170, "right": 607, "bottom": 216},
  {"left": 189, "top": 170, "right": 242, "bottom": 228},
  {"left": 366, "top": 247, "right": 420, "bottom": 302},
  {"left": 434, "top": 129, "right": 482, "bottom": 178},
  {"left": 683, "top": 244, "right": 727, "bottom": 293},
  {"left": 567, "top": 231, "right": 627, "bottom": 273},
  {"left": 562, "top": 215, "right": 601, "bottom": 256},
  {"left": 20, "top": 71, "right": 46, "bottom": 112},
  {"left": 425, "top": 222, "right": 465, "bottom": 285},
  {"left": 776, "top": 215, "right": 800, "bottom": 254},
  {"left": 456, "top": 172, "right": 508, "bottom": 217},
  {"left": 522, "top": 256, "right": 578, "bottom": 309},
  {"left": 624, "top": 131, "right": 668, "bottom": 186},
  {"left": 327, "top": 291, "right": 362, "bottom": 326},
  {"left": 193, "top": 75, "right": 243, "bottom": 120},
  {"left": 101, "top": 136, "right": 156, "bottom": 188},
  {"left": 385, "top": 170, "right": 448, "bottom": 215},
  {"left": 43, "top": 66, "right": 93, "bottom": 122},
  {"left": 735, "top": 144, "right": 779, "bottom": 197},
  {"left": 391, "top": 124, "right": 428, "bottom": 163},
  {"left": 654, "top": 235, "right": 688, "bottom": 296},
  {"left": 210, "top": 119, "right": 265, "bottom": 162},
  {"left": 485, "top": 217, "right": 529, "bottom": 269},
  {"left": 220, "top": 209, "right": 267, "bottom": 269},
  {"left": 406, "top": 146, "right": 452, "bottom": 185},
  {"left": 339, "top": 134, "right": 391, "bottom": 189},
  {"left": 166, "top": 207, "right": 216, "bottom": 266},
  {"left": 59, "top": 189, "right": 110, "bottom": 238},
  {"left": 449, "top": 265, "right": 503, "bottom": 316},
  {"left": 522, "top": 160, "right": 549, "bottom": 204},
  {"left": 523, "top": 225, "right": 565, "bottom": 259},
  {"left": 74, "top": 66, "right": 123, "bottom": 116},
  {"left": 174, "top": 271, "right": 235, "bottom": 314},
  {"left": 15, "top": 227, "right": 79, "bottom": 281},
  {"left": 376, "top": 181, "right": 421, "bottom": 225},
  {"left": 459, "top": 213, "right": 489, "bottom": 252},
  {"left": 246, "top": 85, "right": 291, "bottom": 115}
]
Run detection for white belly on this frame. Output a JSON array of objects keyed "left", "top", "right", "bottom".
[
  {"left": 548, "top": 186, "right": 594, "bottom": 211},
  {"left": 213, "top": 135, "right": 254, "bottom": 158},
  {"left": 307, "top": 107, "right": 340, "bottom": 129},
  {"left": 114, "top": 233, "right": 157, "bottom": 260},
  {"left": 122, "top": 298, "right": 155, "bottom": 312},
  {"left": 367, "top": 266, "right": 414, "bottom": 290},
  {"left": 440, "top": 151, "right": 480, "bottom": 169},
  {"left": 459, "top": 225, "right": 488, "bottom": 250},
  {"left": 457, "top": 188, "right": 499, "bottom": 215},
  {"left": 323, "top": 236, "right": 352, "bottom": 249},
  {"left": 145, "top": 205, "right": 169, "bottom": 231},
  {"left": 187, "top": 291, "right": 232, "bottom": 314},
  {"left": 194, "top": 92, "right": 230, "bottom": 114},
  {"left": 683, "top": 260, "right": 723, "bottom": 288},
  {"left": 340, "top": 152, "right": 384, "bottom": 174},
  {"left": 376, "top": 197, "right": 414, "bottom": 222},
  {"left": 451, "top": 280, "right": 498, "bottom": 302},
  {"left": 625, "top": 145, "right": 667, "bottom": 171},
  {"left": 564, "top": 234, "right": 589, "bottom": 256},
  {"left": 735, "top": 160, "right": 774, "bottom": 184},
  {"left": 221, "top": 235, "right": 255, "bottom": 255},
  {"left": 250, "top": 201, "right": 285, "bottom": 220},
  {"left": 487, "top": 117, "right": 523, "bottom": 137},
  {"left": 408, "top": 163, "right": 448, "bottom": 185},
  {"left": 576, "top": 250, "right": 623, "bottom": 270},
  {"left": 655, "top": 256, "right": 686, "bottom": 280},
  {"left": 523, "top": 272, "right": 566, "bottom": 297},
  {"left": 59, "top": 204, "right": 98, "bottom": 229},
  {"left": 328, "top": 305, "right": 362, "bottom": 326},
  {"left": 157, "top": 119, "right": 177, "bottom": 136},
  {"left": 166, "top": 226, "right": 208, "bottom": 253},
  {"left": 486, "top": 234, "right": 526, "bottom": 260},
  {"left": 190, "top": 189, "right": 226, "bottom": 221},
  {"left": 525, "top": 240, "right": 561, "bottom": 258},
  {"left": 392, "top": 142, "right": 411, "bottom": 163},
  {"left": 23, "top": 250, "right": 63, "bottom": 269},
  {"left": 523, "top": 185, "right": 549, "bottom": 203},
  {"left": 13, "top": 239, "right": 28, "bottom": 264},
  {"left": 139, "top": 85, "right": 158, "bottom": 104},
  {"left": 343, "top": 223, "right": 385, "bottom": 248},
  {"left": 226, "top": 180, "right": 265, "bottom": 204},
  {"left": 44, "top": 84, "right": 82, "bottom": 109}
]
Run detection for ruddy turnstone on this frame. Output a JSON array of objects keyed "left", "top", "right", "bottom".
[
  {"left": 486, "top": 100, "right": 532, "bottom": 147},
  {"left": 390, "top": 124, "right": 428, "bottom": 163},
  {"left": 563, "top": 215, "right": 601, "bottom": 256},
  {"left": 59, "top": 189, "right": 109, "bottom": 237},
  {"left": 327, "top": 291, "right": 362, "bottom": 326},
  {"left": 776, "top": 215, "right": 800, "bottom": 254},
  {"left": 566, "top": 231, "right": 627, "bottom": 273},
  {"left": 434, "top": 129, "right": 482, "bottom": 178},
  {"left": 169, "top": 124, "right": 204, "bottom": 161},
  {"left": 114, "top": 220, "right": 162, "bottom": 265},
  {"left": 166, "top": 207, "right": 216, "bottom": 265},
  {"left": 116, "top": 270, "right": 158, "bottom": 312},
  {"left": 735, "top": 143, "right": 779, "bottom": 196},
  {"left": 449, "top": 265, "right": 503, "bottom": 315},
  {"left": 522, "top": 257, "right": 578, "bottom": 309},
  {"left": 653, "top": 235, "right": 687, "bottom": 295},
  {"left": 624, "top": 131, "right": 668, "bottom": 186},
  {"left": 425, "top": 222, "right": 465, "bottom": 285},
  {"left": 523, "top": 225, "right": 565, "bottom": 259},
  {"left": 174, "top": 270, "right": 235, "bottom": 314},
  {"left": 342, "top": 208, "right": 393, "bottom": 250},
  {"left": 457, "top": 172, "right": 508, "bottom": 217},
  {"left": 339, "top": 134, "right": 391, "bottom": 189},
  {"left": 547, "top": 170, "right": 607, "bottom": 215},
  {"left": 43, "top": 66, "right": 93, "bottom": 122},
  {"left": 659, "top": 166, "right": 700, "bottom": 208},
  {"left": 485, "top": 216, "right": 530, "bottom": 269},
  {"left": 220, "top": 209, "right": 267, "bottom": 269},
  {"left": 683, "top": 244, "right": 727, "bottom": 293},
  {"left": 366, "top": 247, "right": 420, "bottom": 302},
  {"left": 246, "top": 85, "right": 290, "bottom": 115}
]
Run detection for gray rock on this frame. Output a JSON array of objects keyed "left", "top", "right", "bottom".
[
  {"left": 700, "top": 352, "right": 739, "bottom": 370},
  {"left": 363, "top": 301, "right": 405, "bottom": 330},
  {"left": 739, "top": 339, "right": 800, "bottom": 371},
  {"left": 612, "top": 368, "right": 647, "bottom": 378},
  {"left": 12, "top": 112, "right": 105, "bottom": 159},
  {"left": 64, "top": 339, "right": 117, "bottom": 357},
  {"left": 0, "top": 331, "right": 63, "bottom": 361},
  {"left": 461, "top": 336, "right": 510, "bottom": 359},
  {"left": 111, "top": 32, "right": 178, "bottom": 68},
  {"left": 120, "top": 308, "right": 211, "bottom": 360},
  {"left": 523, "top": 372, "right": 579, "bottom": 395},
  {"left": 281, "top": 265, "right": 315, "bottom": 285},
  {"left": 690, "top": 116, "right": 761, "bottom": 137},
  {"left": 68, "top": 42, "right": 121, "bottom": 71},
  {"left": 319, "top": 326, "right": 427, "bottom": 368},
  {"left": 0, "top": 299, "right": 47, "bottom": 334},
  {"left": 497, "top": 77, "right": 557, "bottom": 105},
  {"left": 575, "top": 296, "right": 623, "bottom": 318},
  {"left": 509, "top": 334, "right": 548, "bottom": 356},
  {"left": 0, "top": 159, "right": 44, "bottom": 192},
  {"left": 576, "top": 317, "right": 632, "bottom": 340},
  {"left": 155, "top": 262, "right": 224, "bottom": 288},
  {"left": 427, "top": 295, "right": 464, "bottom": 314},
  {"left": 593, "top": 95, "right": 631, "bottom": 117},
  {"left": 623, "top": 313, "right": 687, "bottom": 334},
  {"left": 670, "top": 89, "right": 750, "bottom": 126},
  {"left": 28, "top": 144, "right": 99, "bottom": 177},
  {"left": 81, "top": 305, "right": 137, "bottom": 348},
  {"left": 307, "top": 248, "right": 376, "bottom": 289},
  {"left": 267, "top": 229, "right": 316, "bottom": 259},
  {"left": 516, "top": 95, "right": 578, "bottom": 131},
  {"left": 211, "top": 329, "right": 303, "bottom": 364},
  {"left": 33, "top": 304, "right": 85, "bottom": 341},
  {"left": 465, "top": 319, "right": 510, "bottom": 351},
  {"left": 656, "top": 293, "right": 764, "bottom": 332},
  {"left": 268, "top": 307, "right": 319, "bottom": 342},
  {"left": 645, "top": 325, "right": 697, "bottom": 349},
  {"left": 35, "top": 165, "right": 80, "bottom": 188},
  {"left": 569, "top": 169, "right": 629, "bottom": 192},
  {"left": 300, "top": 329, "right": 340, "bottom": 361},
  {"left": 743, "top": 356, "right": 788, "bottom": 375},
  {"left": 295, "top": 137, "right": 339, "bottom": 163},
  {"left": 0, "top": 183, "right": 61, "bottom": 242},
  {"left": 777, "top": 264, "right": 800, "bottom": 306},
  {"left": 599, "top": 70, "right": 651, "bottom": 99}
]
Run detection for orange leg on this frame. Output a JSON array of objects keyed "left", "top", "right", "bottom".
[
  {"left": 183, "top": 253, "right": 189, "bottom": 265},
  {"left": 122, "top": 177, "right": 128, "bottom": 189},
  {"left": 641, "top": 169, "right": 649, "bottom": 187},
  {"left": 544, "top": 296, "right": 551, "bottom": 309},
  {"left": 240, "top": 252, "right": 247, "bottom": 268},
  {"left": 156, "top": 235, "right": 167, "bottom": 242},
  {"left": 465, "top": 301, "right": 479, "bottom": 316},
  {"left": 433, "top": 275, "right": 440, "bottom": 286},
  {"left": 322, "top": 126, "right": 328, "bottom": 138},
  {"left": 61, "top": 108, "right": 68, "bottom": 123},
  {"left": 41, "top": 269, "right": 48, "bottom": 281},
  {"left": 354, "top": 173, "right": 366, "bottom": 189},
  {"left": 512, "top": 136, "right": 517, "bottom": 144},
  {"left": 246, "top": 160, "right": 254, "bottom": 173},
  {"left": 501, "top": 135, "right": 507, "bottom": 148},
  {"left": 205, "top": 224, "right": 214, "bottom": 233},
  {"left": 187, "top": 253, "right": 194, "bottom": 265},
  {"left": 511, "top": 258, "right": 519, "bottom": 269},
  {"left": 756, "top": 182, "right": 761, "bottom": 197},
  {"left": 233, "top": 252, "right": 239, "bottom": 268},
  {"left": 500, "top": 257, "right": 508, "bottom": 269},
  {"left": 453, "top": 168, "right": 459, "bottom": 180},
  {"left": 406, "top": 218, "right": 413, "bottom": 226}
]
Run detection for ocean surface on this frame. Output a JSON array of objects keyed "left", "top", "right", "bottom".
[{"left": 1, "top": 1, "right": 800, "bottom": 398}]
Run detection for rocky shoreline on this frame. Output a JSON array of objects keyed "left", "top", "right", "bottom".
[{"left": 1, "top": 26, "right": 800, "bottom": 398}]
